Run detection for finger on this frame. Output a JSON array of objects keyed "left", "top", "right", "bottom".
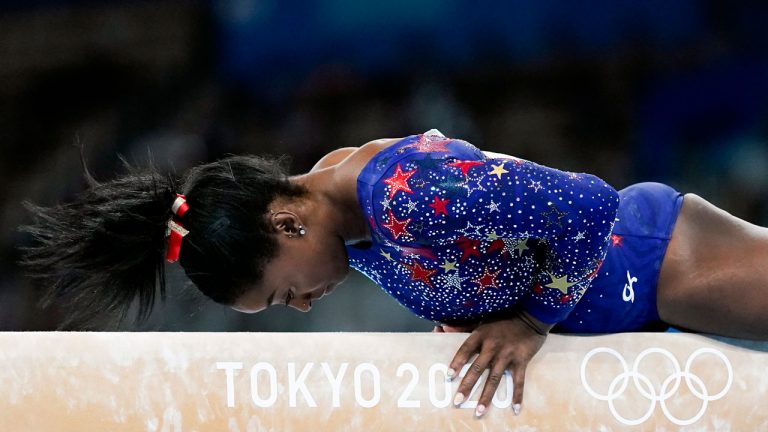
[
  {"left": 511, "top": 365, "right": 527, "bottom": 416},
  {"left": 432, "top": 325, "right": 444, "bottom": 333},
  {"left": 453, "top": 353, "right": 493, "bottom": 408},
  {"left": 447, "top": 333, "right": 481, "bottom": 381},
  {"left": 474, "top": 361, "right": 509, "bottom": 417}
]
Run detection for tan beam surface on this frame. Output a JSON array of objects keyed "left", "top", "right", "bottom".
[{"left": 1, "top": 332, "right": 766, "bottom": 431}]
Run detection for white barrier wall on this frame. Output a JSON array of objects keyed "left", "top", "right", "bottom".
[{"left": 0, "top": 332, "right": 766, "bottom": 431}]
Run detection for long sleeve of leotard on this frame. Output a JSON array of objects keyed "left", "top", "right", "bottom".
[{"left": 366, "top": 131, "right": 620, "bottom": 324}]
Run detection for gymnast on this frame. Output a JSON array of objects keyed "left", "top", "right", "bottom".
[{"left": 21, "top": 129, "right": 768, "bottom": 418}]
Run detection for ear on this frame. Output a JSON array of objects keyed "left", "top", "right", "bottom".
[{"left": 269, "top": 211, "right": 304, "bottom": 237}]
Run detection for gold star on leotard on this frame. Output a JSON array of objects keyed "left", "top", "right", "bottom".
[
  {"left": 440, "top": 259, "right": 457, "bottom": 273},
  {"left": 514, "top": 238, "right": 529, "bottom": 256},
  {"left": 544, "top": 272, "right": 577, "bottom": 294},
  {"left": 489, "top": 162, "right": 509, "bottom": 179}
]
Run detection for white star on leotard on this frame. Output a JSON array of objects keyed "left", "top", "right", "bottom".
[
  {"left": 485, "top": 200, "right": 500, "bottom": 212},
  {"left": 380, "top": 196, "right": 392, "bottom": 210},
  {"left": 458, "top": 221, "right": 484, "bottom": 237},
  {"left": 528, "top": 180, "right": 543, "bottom": 193},
  {"left": 404, "top": 198, "right": 418, "bottom": 214},
  {"left": 464, "top": 175, "right": 486, "bottom": 197},
  {"left": 441, "top": 273, "right": 469, "bottom": 290},
  {"left": 494, "top": 237, "right": 515, "bottom": 256},
  {"left": 573, "top": 231, "right": 586, "bottom": 241}
]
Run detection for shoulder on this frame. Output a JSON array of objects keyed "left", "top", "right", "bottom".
[
  {"left": 331, "top": 138, "right": 403, "bottom": 178},
  {"left": 348, "top": 138, "right": 403, "bottom": 166},
  {"left": 310, "top": 147, "right": 358, "bottom": 172},
  {"left": 311, "top": 138, "right": 403, "bottom": 172}
]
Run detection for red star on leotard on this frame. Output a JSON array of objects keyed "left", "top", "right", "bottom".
[
  {"left": 447, "top": 160, "right": 484, "bottom": 176},
  {"left": 455, "top": 236, "right": 482, "bottom": 263},
  {"left": 410, "top": 134, "right": 452, "bottom": 153},
  {"left": 560, "top": 294, "right": 573, "bottom": 304},
  {"left": 428, "top": 196, "right": 450, "bottom": 216},
  {"left": 402, "top": 260, "right": 437, "bottom": 288},
  {"left": 383, "top": 163, "right": 416, "bottom": 199},
  {"left": 611, "top": 234, "right": 623, "bottom": 247},
  {"left": 382, "top": 210, "right": 411, "bottom": 240},
  {"left": 472, "top": 266, "right": 502, "bottom": 293},
  {"left": 533, "top": 282, "right": 544, "bottom": 295}
]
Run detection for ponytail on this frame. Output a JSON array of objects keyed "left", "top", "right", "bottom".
[{"left": 19, "top": 161, "right": 177, "bottom": 329}]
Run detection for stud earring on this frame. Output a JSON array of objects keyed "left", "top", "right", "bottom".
[{"left": 298, "top": 225, "right": 306, "bottom": 236}]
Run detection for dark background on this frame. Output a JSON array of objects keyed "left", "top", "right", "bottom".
[{"left": 2, "top": 0, "right": 767, "bottom": 331}]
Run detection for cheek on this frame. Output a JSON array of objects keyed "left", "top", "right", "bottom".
[{"left": 309, "top": 237, "right": 347, "bottom": 276}]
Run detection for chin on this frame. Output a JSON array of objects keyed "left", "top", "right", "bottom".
[
  {"left": 337, "top": 265, "right": 351, "bottom": 283},
  {"left": 332, "top": 248, "right": 351, "bottom": 279},
  {"left": 326, "top": 263, "right": 347, "bottom": 287}
]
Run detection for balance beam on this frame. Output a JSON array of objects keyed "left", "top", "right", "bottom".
[{"left": 1, "top": 332, "right": 766, "bottom": 430}]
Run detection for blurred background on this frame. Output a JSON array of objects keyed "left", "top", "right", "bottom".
[{"left": 2, "top": 0, "right": 767, "bottom": 331}]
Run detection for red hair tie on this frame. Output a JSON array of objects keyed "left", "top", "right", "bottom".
[
  {"left": 166, "top": 194, "right": 189, "bottom": 263},
  {"left": 171, "top": 194, "right": 189, "bottom": 217}
]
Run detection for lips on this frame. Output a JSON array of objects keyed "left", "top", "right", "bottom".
[{"left": 310, "top": 288, "right": 326, "bottom": 301}]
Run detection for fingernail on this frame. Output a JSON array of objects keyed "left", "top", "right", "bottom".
[
  {"left": 453, "top": 392, "right": 465, "bottom": 406},
  {"left": 446, "top": 368, "right": 455, "bottom": 380},
  {"left": 475, "top": 404, "right": 486, "bottom": 417},
  {"left": 513, "top": 403, "right": 521, "bottom": 416}
]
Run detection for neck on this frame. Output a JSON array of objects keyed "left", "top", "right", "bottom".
[{"left": 289, "top": 168, "right": 370, "bottom": 244}]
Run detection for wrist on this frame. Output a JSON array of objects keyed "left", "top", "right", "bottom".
[{"left": 516, "top": 309, "right": 554, "bottom": 336}]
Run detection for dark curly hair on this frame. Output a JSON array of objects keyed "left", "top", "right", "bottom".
[{"left": 19, "top": 155, "right": 307, "bottom": 329}]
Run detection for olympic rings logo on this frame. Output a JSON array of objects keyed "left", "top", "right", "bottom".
[{"left": 580, "top": 347, "right": 733, "bottom": 426}]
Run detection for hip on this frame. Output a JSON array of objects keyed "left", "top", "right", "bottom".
[{"left": 555, "top": 182, "right": 684, "bottom": 333}]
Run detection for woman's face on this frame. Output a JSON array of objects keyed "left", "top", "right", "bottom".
[{"left": 232, "top": 226, "right": 350, "bottom": 313}]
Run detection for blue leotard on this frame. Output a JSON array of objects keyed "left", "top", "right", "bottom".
[{"left": 346, "top": 130, "right": 681, "bottom": 332}]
